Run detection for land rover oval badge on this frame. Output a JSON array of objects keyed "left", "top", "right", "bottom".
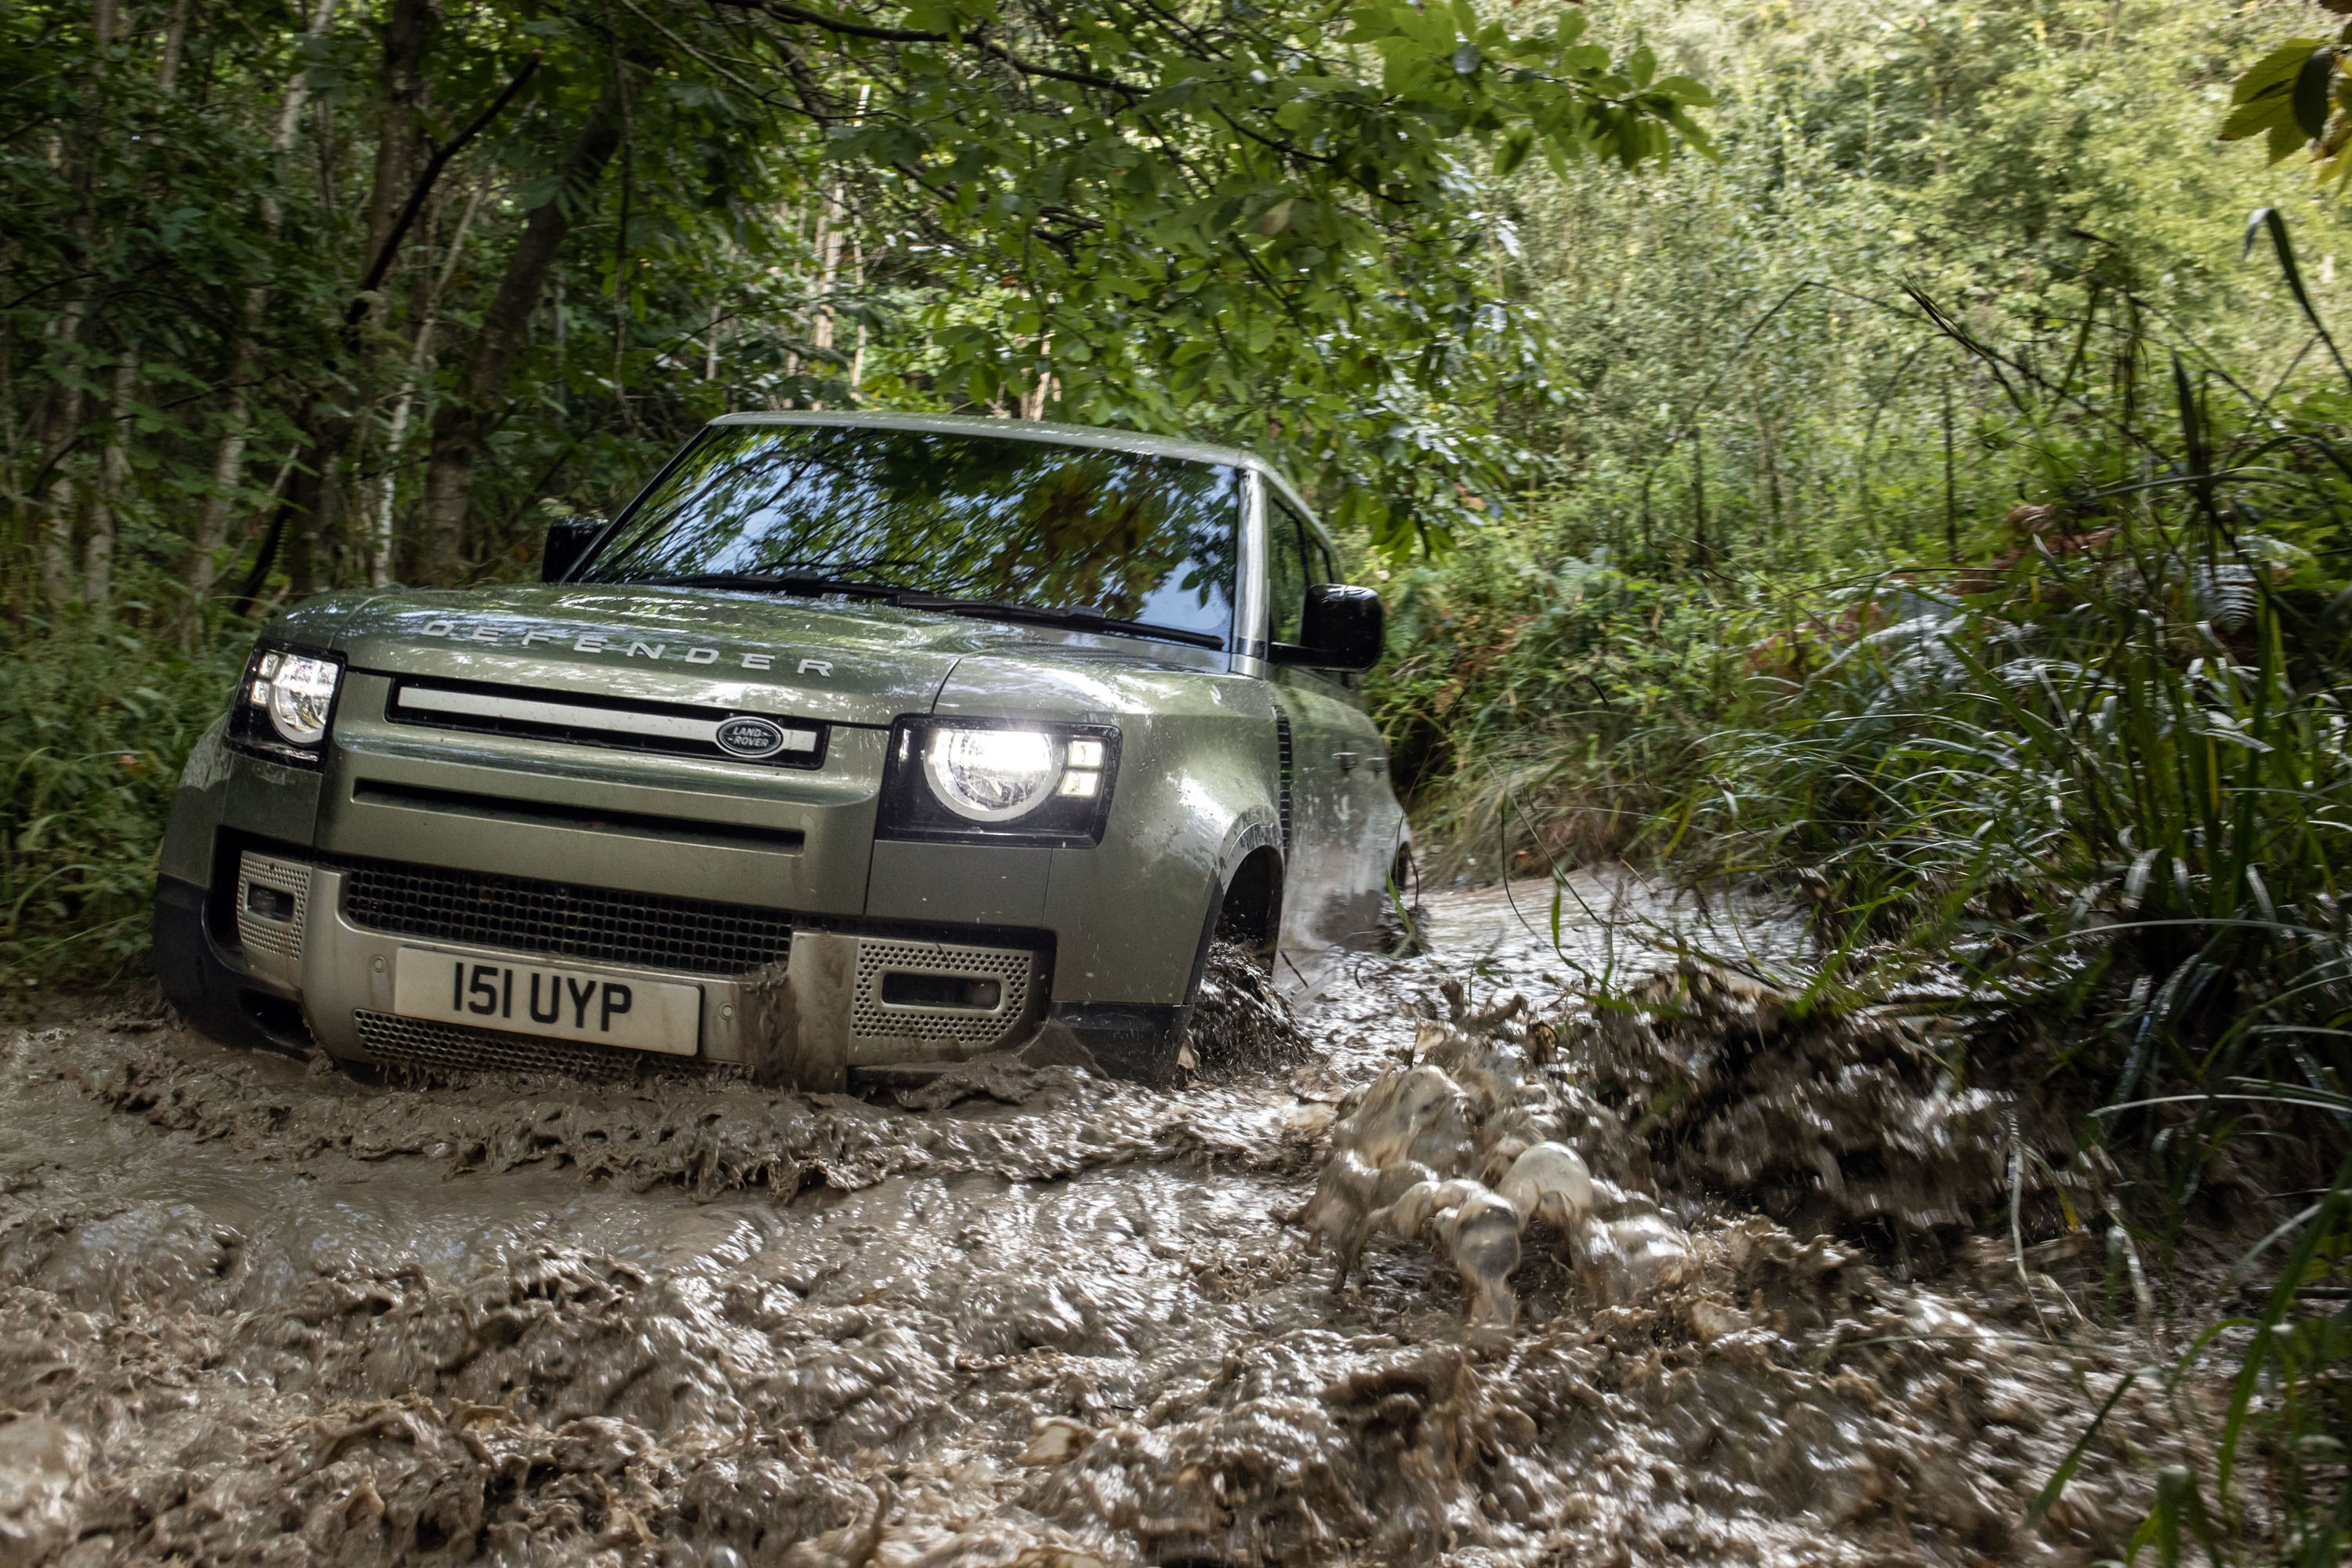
[{"left": 714, "top": 717, "right": 786, "bottom": 759}]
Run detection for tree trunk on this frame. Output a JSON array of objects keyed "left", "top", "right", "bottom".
[
  {"left": 189, "top": 359, "right": 250, "bottom": 616},
  {"left": 242, "top": 0, "right": 435, "bottom": 607},
  {"left": 158, "top": 0, "right": 191, "bottom": 95},
  {"left": 1690, "top": 438, "right": 1708, "bottom": 570},
  {"left": 362, "top": 0, "right": 431, "bottom": 288},
  {"left": 34, "top": 304, "right": 85, "bottom": 608},
  {"left": 810, "top": 182, "right": 841, "bottom": 358},
  {"left": 293, "top": 0, "right": 430, "bottom": 594},
  {"left": 419, "top": 78, "right": 626, "bottom": 583},
  {"left": 35, "top": 0, "right": 119, "bottom": 611},
  {"left": 84, "top": 348, "right": 136, "bottom": 615},
  {"left": 38, "top": 383, "right": 82, "bottom": 608},
  {"left": 280, "top": 450, "right": 342, "bottom": 599},
  {"left": 369, "top": 181, "right": 486, "bottom": 587},
  {"left": 190, "top": 0, "right": 341, "bottom": 630}
]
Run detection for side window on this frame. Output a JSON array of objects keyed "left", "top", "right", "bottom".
[
  {"left": 1308, "top": 532, "right": 1338, "bottom": 588},
  {"left": 1268, "top": 498, "right": 1310, "bottom": 645}
]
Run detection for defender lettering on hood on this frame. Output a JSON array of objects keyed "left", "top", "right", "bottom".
[{"left": 413, "top": 618, "right": 834, "bottom": 677}]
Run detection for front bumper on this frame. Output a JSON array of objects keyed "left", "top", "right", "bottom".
[{"left": 171, "top": 845, "right": 1073, "bottom": 1089}]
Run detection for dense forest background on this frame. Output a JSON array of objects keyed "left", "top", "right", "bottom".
[
  {"left": 3, "top": 0, "right": 1710, "bottom": 978},
  {"left": 9, "top": 0, "right": 2352, "bottom": 1552}
]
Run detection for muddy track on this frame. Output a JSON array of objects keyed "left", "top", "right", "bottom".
[{"left": 0, "top": 880, "right": 2205, "bottom": 1566}]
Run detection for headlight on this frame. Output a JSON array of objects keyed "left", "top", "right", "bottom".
[
  {"left": 924, "top": 728, "right": 1062, "bottom": 822},
  {"left": 880, "top": 720, "right": 1120, "bottom": 845},
  {"left": 230, "top": 644, "right": 344, "bottom": 767},
  {"left": 263, "top": 653, "right": 340, "bottom": 744}
]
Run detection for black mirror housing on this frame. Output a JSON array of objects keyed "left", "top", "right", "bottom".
[
  {"left": 541, "top": 517, "right": 606, "bottom": 583},
  {"left": 1271, "top": 583, "right": 1384, "bottom": 671}
]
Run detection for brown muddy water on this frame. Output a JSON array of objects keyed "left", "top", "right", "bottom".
[{"left": 0, "top": 877, "right": 2206, "bottom": 1566}]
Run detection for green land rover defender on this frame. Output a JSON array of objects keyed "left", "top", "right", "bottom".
[{"left": 154, "top": 413, "right": 1406, "bottom": 1087}]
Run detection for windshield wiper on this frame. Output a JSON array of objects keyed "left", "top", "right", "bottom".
[
  {"left": 895, "top": 595, "right": 1226, "bottom": 650},
  {"left": 626, "top": 572, "right": 909, "bottom": 601}
]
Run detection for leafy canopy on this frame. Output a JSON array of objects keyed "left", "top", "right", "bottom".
[{"left": 739, "top": 0, "right": 1711, "bottom": 550}]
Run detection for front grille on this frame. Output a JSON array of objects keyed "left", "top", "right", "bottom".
[
  {"left": 352, "top": 1010, "right": 717, "bottom": 1079},
  {"left": 336, "top": 858, "right": 792, "bottom": 977},
  {"left": 851, "top": 938, "right": 1039, "bottom": 1049}
]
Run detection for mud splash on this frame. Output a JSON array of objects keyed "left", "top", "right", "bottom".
[
  {"left": 1185, "top": 942, "right": 1308, "bottom": 1080},
  {"left": 0, "top": 879, "right": 2203, "bottom": 1566}
]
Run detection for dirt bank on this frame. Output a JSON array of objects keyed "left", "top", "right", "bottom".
[{"left": 0, "top": 877, "right": 2205, "bottom": 1566}]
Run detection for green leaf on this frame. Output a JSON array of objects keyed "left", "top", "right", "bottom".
[
  {"left": 2234, "top": 37, "right": 2323, "bottom": 104},
  {"left": 1451, "top": 42, "right": 1481, "bottom": 75},
  {"left": 1494, "top": 125, "right": 1534, "bottom": 176},
  {"left": 2268, "top": 114, "right": 2306, "bottom": 162},
  {"left": 1653, "top": 74, "right": 1714, "bottom": 107},
  {"left": 2295, "top": 48, "right": 2339, "bottom": 140},
  {"left": 2220, "top": 95, "right": 2293, "bottom": 143}
]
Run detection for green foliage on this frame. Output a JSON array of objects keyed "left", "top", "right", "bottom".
[
  {"left": 811, "top": 0, "right": 1709, "bottom": 552},
  {"left": 1683, "top": 506, "right": 2352, "bottom": 1564},
  {"left": 1370, "top": 536, "right": 1749, "bottom": 873},
  {"left": 0, "top": 0, "right": 1709, "bottom": 985},
  {"left": 2221, "top": 24, "right": 2352, "bottom": 186},
  {"left": 0, "top": 0, "right": 1710, "bottom": 627},
  {"left": 0, "top": 612, "right": 245, "bottom": 986},
  {"left": 1372, "top": 2, "right": 2352, "bottom": 1552}
]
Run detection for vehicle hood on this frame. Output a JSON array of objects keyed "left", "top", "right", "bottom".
[{"left": 271, "top": 584, "right": 1226, "bottom": 728}]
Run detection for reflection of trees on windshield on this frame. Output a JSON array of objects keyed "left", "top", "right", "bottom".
[{"left": 586, "top": 426, "right": 1241, "bottom": 637}]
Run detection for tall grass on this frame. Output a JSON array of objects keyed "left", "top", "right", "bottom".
[
  {"left": 1392, "top": 217, "right": 2352, "bottom": 1556},
  {"left": 1688, "top": 546, "right": 2352, "bottom": 1546},
  {"left": 0, "top": 609, "right": 247, "bottom": 992},
  {"left": 1662, "top": 241, "right": 2352, "bottom": 1559},
  {"left": 1369, "top": 546, "right": 1755, "bottom": 878}
]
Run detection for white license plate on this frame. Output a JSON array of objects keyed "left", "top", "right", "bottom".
[{"left": 391, "top": 947, "right": 702, "bottom": 1056}]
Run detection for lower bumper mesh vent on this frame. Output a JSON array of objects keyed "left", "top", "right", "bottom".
[
  {"left": 352, "top": 1010, "right": 717, "bottom": 1079},
  {"left": 333, "top": 857, "right": 792, "bottom": 976},
  {"left": 851, "top": 939, "right": 1039, "bottom": 1049},
  {"left": 236, "top": 851, "right": 311, "bottom": 960}
]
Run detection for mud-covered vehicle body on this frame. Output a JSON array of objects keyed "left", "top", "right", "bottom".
[{"left": 155, "top": 413, "right": 1405, "bottom": 1086}]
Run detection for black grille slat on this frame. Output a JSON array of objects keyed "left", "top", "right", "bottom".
[{"left": 333, "top": 857, "right": 791, "bottom": 976}]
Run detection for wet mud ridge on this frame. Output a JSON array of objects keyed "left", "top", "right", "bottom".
[{"left": 0, "top": 883, "right": 2205, "bottom": 1566}]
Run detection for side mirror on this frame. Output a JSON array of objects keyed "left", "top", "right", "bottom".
[
  {"left": 541, "top": 517, "right": 606, "bottom": 583},
  {"left": 1272, "top": 583, "right": 1385, "bottom": 672}
]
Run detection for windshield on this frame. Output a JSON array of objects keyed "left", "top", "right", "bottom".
[{"left": 581, "top": 424, "right": 1243, "bottom": 644}]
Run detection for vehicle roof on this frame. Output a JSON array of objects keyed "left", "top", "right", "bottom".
[{"left": 705, "top": 411, "right": 1323, "bottom": 530}]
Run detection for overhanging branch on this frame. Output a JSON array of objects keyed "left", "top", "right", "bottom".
[
  {"left": 343, "top": 53, "right": 543, "bottom": 332},
  {"left": 714, "top": 0, "right": 1138, "bottom": 94}
]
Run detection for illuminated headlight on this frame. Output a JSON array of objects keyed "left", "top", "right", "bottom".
[
  {"left": 883, "top": 720, "right": 1120, "bottom": 845},
  {"left": 924, "top": 728, "right": 1062, "bottom": 822},
  {"left": 231, "top": 644, "right": 344, "bottom": 766},
  {"left": 1062, "top": 738, "right": 1105, "bottom": 797}
]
